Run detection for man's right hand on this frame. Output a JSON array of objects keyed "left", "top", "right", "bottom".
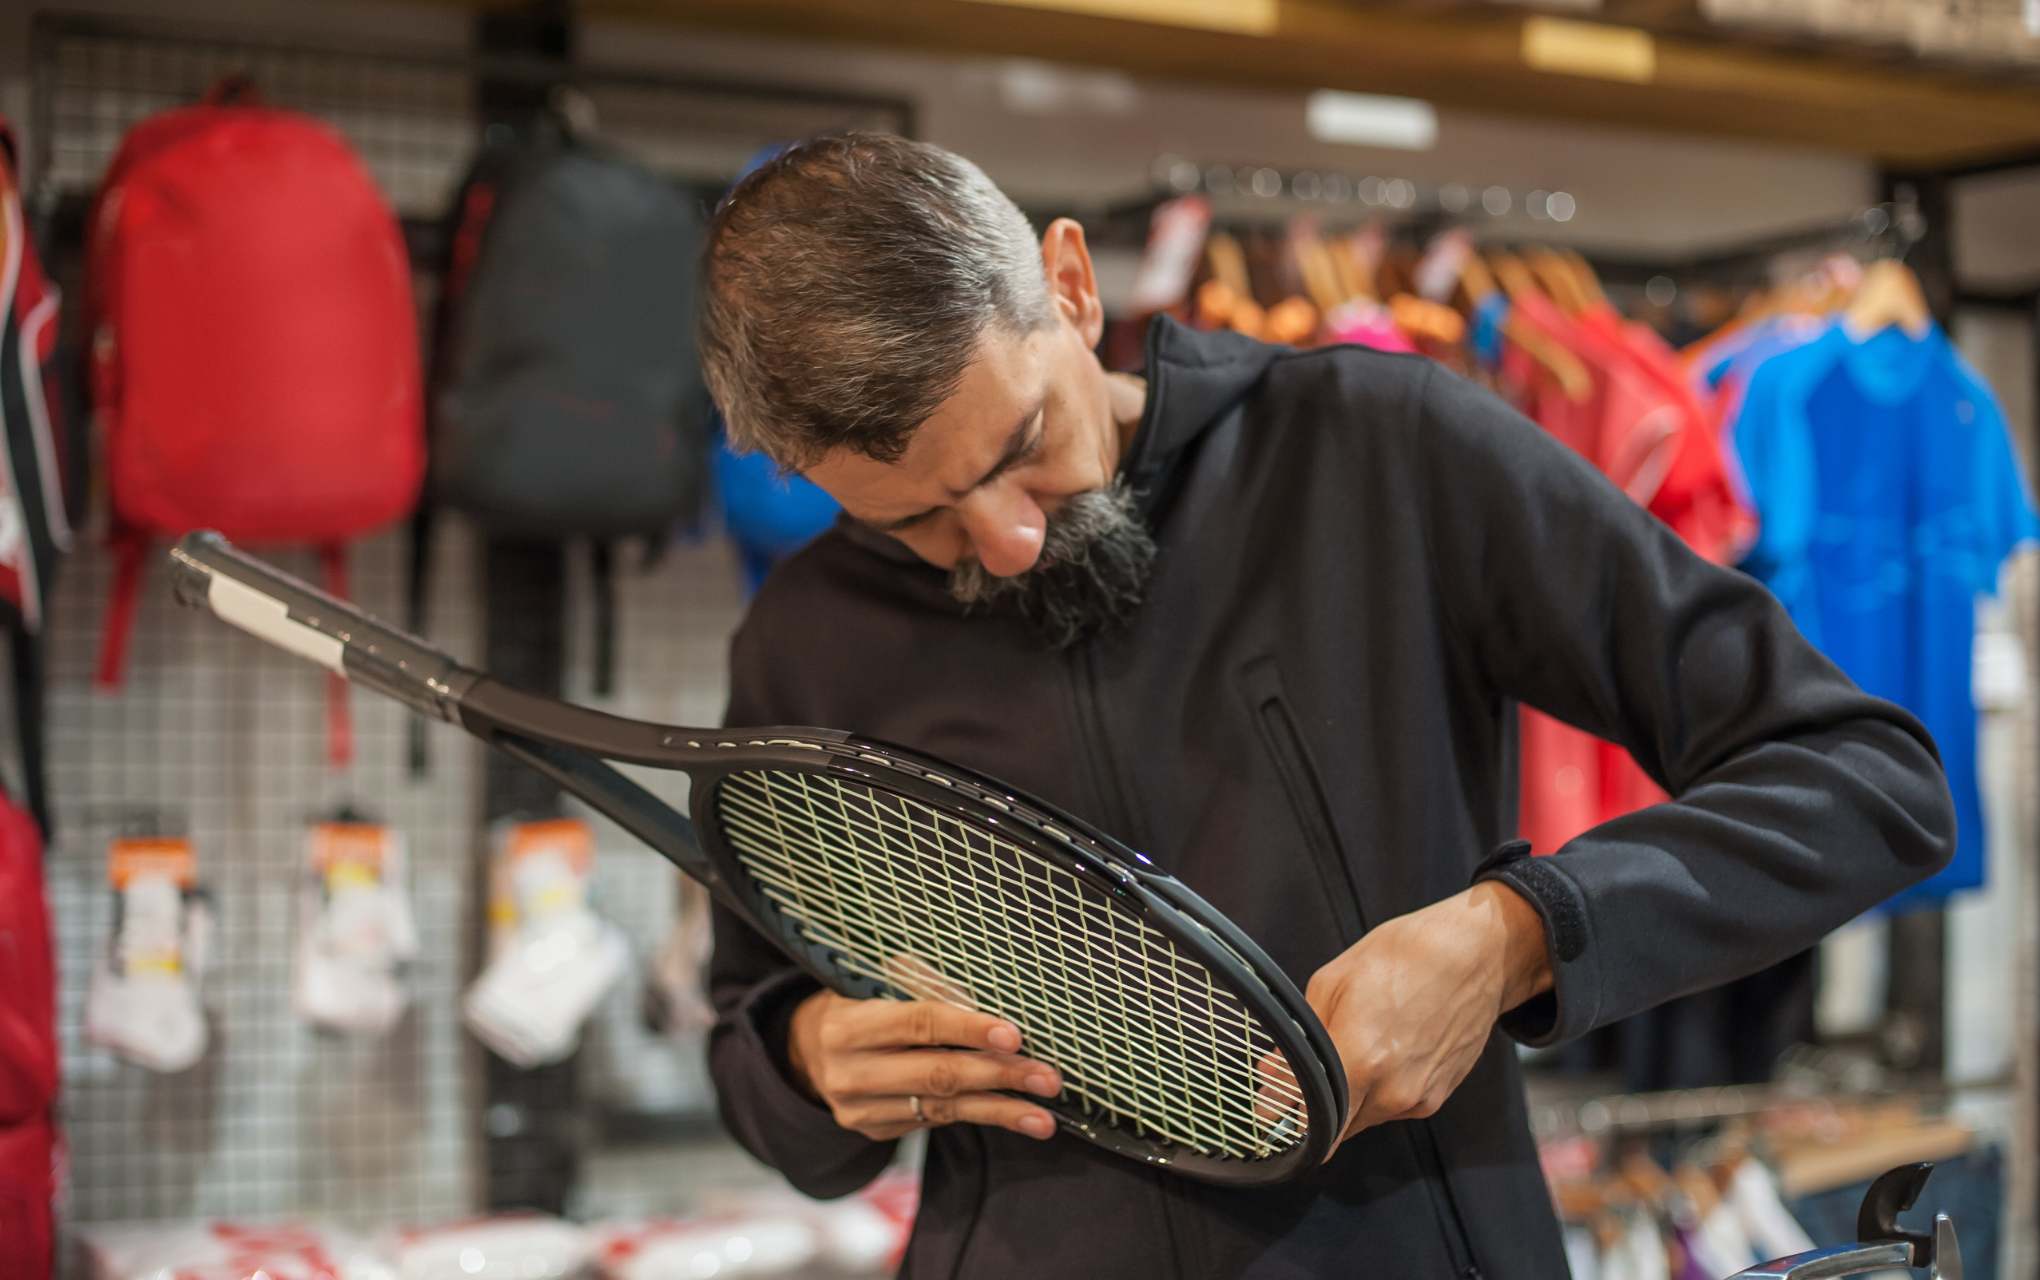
[{"left": 785, "top": 990, "right": 1063, "bottom": 1143}]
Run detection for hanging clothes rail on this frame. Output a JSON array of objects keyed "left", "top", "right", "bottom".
[
  {"left": 1140, "top": 153, "right": 1582, "bottom": 226},
  {"left": 1530, "top": 1071, "right": 2014, "bottom": 1141}
]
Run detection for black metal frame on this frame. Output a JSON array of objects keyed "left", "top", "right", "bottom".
[
  {"left": 23, "top": 9, "right": 916, "bottom": 188},
  {"left": 22, "top": 7, "right": 916, "bottom": 269},
  {"left": 28, "top": 0, "right": 915, "bottom": 1214}
]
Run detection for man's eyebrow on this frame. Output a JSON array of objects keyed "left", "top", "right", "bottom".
[
  {"left": 949, "top": 399, "right": 1046, "bottom": 498},
  {"left": 869, "top": 400, "right": 1045, "bottom": 532}
]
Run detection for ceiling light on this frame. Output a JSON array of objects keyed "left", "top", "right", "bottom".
[{"left": 1305, "top": 90, "right": 1438, "bottom": 151}]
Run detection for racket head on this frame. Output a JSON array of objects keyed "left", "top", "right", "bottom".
[{"left": 684, "top": 732, "right": 1347, "bottom": 1185}]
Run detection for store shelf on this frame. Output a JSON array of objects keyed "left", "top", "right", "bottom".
[{"left": 506, "top": 0, "right": 2040, "bottom": 167}]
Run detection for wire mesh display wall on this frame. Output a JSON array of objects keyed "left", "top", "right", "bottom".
[{"left": 27, "top": 9, "right": 907, "bottom": 1257}]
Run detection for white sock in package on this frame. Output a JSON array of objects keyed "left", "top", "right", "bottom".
[
  {"left": 463, "top": 845, "right": 627, "bottom": 1067},
  {"left": 84, "top": 873, "right": 211, "bottom": 1073},
  {"left": 295, "top": 828, "right": 420, "bottom": 1036}
]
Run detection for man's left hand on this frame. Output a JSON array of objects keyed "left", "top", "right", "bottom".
[{"left": 1305, "top": 881, "right": 1553, "bottom": 1153}]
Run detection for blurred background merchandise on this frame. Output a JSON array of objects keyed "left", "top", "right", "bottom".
[{"left": 0, "top": 0, "right": 2035, "bottom": 1276}]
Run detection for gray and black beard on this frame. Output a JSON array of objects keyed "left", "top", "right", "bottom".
[{"left": 948, "top": 478, "right": 1157, "bottom": 650}]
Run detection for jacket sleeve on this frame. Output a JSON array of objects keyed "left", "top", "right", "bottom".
[
  {"left": 1408, "top": 364, "right": 1956, "bottom": 1048},
  {"left": 704, "top": 618, "right": 897, "bottom": 1198}
]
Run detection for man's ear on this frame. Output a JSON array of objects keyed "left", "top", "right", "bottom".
[{"left": 1041, "top": 217, "right": 1103, "bottom": 348}]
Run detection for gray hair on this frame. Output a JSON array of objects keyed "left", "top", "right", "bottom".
[{"left": 699, "top": 133, "right": 1054, "bottom": 469}]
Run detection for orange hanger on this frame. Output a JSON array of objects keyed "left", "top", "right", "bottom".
[
  {"left": 1390, "top": 293, "right": 1466, "bottom": 346},
  {"left": 1488, "top": 251, "right": 1543, "bottom": 305},
  {"left": 1620, "top": 1151, "right": 1677, "bottom": 1207},
  {"left": 1206, "top": 232, "right": 1253, "bottom": 301},
  {"left": 1199, "top": 232, "right": 1270, "bottom": 340},
  {"left": 1843, "top": 258, "right": 1932, "bottom": 339},
  {"left": 1460, "top": 250, "right": 1501, "bottom": 306},
  {"left": 1527, "top": 248, "right": 1588, "bottom": 314},
  {"left": 1560, "top": 248, "right": 1607, "bottom": 309},
  {"left": 1482, "top": 252, "right": 1592, "bottom": 403},
  {"left": 1333, "top": 224, "right": 1386, "bottom": 305},
  {"left": 1294, "top": 235, "right": 1347, "bottom": 315},
  {"left": 1264, "top": 295, "right": 1320, "bottom": 346}
]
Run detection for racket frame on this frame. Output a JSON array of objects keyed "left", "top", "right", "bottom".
[{"left": 172, "top": 532, "right": 1347, "bottom": 1184}]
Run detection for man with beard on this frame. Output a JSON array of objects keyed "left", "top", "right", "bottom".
[{"left": 697, "top": 134, "right": 1953, "bottom": 1278}]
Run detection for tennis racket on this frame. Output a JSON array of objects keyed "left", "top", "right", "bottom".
[{"left": 169, "top": 531, "right": 1346, "bottom": 1184}]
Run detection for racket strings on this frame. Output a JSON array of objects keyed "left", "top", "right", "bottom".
[
  {"left": 721, "top": 798, "right": 1273, "bottom": 1128},
  {"left": 716, "top": 784, "right": 1282, "bottom": 1051},
  {"left": 723, "top": 784, "right": 1290, "bottom": 1157},
  {"left": 717, "top": 782, "right": 1288, "bottom": 1086},
  {"left": 715, "top": 768, "right": 1308, "bottom": 1161}
]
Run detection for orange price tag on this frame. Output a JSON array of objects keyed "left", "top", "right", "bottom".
[
  {"left": 308, "top": 822, "right": 393, "bottom": 875},
  {"left": 503, "top": 818, "right": 594, "bottom": 875},
  {"left": 108, "top": 836, "right": 197, "bottom": 889}
]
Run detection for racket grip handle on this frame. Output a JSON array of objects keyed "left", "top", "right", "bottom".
[{"left": 168, "top": 531, "right": 480, "bottom": 724}]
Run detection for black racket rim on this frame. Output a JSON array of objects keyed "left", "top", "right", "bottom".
[
  {"left": 684, "top": 732, "right": 1347, "bottom": 1186},
  {"left": 164, "top": 534, "right": 1345, "bottom": 1182}
]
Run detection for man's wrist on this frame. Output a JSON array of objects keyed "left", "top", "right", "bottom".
[{"left": 1471, "top": 880, "right": 1555, "bottom": 1014}]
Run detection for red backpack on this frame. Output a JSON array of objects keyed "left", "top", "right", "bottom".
[
  {"left": 88, "top": 80, "right": 424, "bottom": 762},
  {"left": 0, "top": 791, "right": 55, "bottom": 1280}
]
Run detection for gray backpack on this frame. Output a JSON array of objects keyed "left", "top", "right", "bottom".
[
  {"left": 431, "top": 128, "right": 705, "bottom": 537},
  {"left": 411, "top": 126, "right": 708, "bottom": 749}
]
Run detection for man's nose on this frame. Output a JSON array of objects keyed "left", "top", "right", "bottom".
[{"left": 957, "top": 486, "right": 1046, "bottom": 577}]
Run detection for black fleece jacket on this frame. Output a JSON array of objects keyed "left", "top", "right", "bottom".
[{"left": 706, "top": 316, "right": 1954, "bottom": 1279}]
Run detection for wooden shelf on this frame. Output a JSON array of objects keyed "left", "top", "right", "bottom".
[{"left": 557, "top": 0, "right": 2040, "bottom": 167}]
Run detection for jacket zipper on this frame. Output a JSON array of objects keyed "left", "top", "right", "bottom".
[
  {"left": 1254, "top": 683, "right": 1484, "bottom": 1280},
  {"left": 1067, "top": 642, "right": 1190, "bottom": 1278},
  {"left": 1069, "top": 644, "right": 1141, "bottom": 843}
]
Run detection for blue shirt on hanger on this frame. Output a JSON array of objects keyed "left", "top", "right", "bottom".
[
  {"left": 1731, "top": 322, "right": 2039, "bottom": 909},
  {"left": 1702, "top": 315, "right": 1830, "bottom": 392}
]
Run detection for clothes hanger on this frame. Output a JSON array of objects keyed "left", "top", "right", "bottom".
[
  {"left": 1253, "top": 218, "right": 1333, "bottom": 344},
  {"left": 1196, "top": 231, "right": 1268, "bottom": 338},
  {"left": 1621, "top": 1149, "right": 1679, "bottom": 1208},
  {"left": 1676, "top": 1162, "right": 1725, "bottom": 1219},
  {"left": 1290, "top": 228, "right": 1346, "bottom": 316},
  {"left": 1389, "top": 294, "right": 1465, "bottom": 345},
  {"left": 1329, "top": 239, "right": 1372, "bottom": 306},
  {"left": 1478, "top": 250, "right": 1594, "bottom": 402},
  {"left": 1526, "top": 248, "right": 1588, "bottom": 315},
  {"left": 1263, "top": 295, "right": 1319, "bottom": 346},
  {"left": 1459, "top": 249, "right": 1502, "bottom": 306},
  {"left": 1206, "top": 231, "right": 1253, "bottom": 299},
  {"left": 1842, "top": 257, "right": 1932, "bottom": 339},
  {"left": 1559, "top": 248, "right": 1609, "bottom": 310},
  {"left": 1487, "top": 250, "right": 1543, "bottom": 305},
  {"left": 1333, "top": 223, "right": 1386, "bottom": 305}
]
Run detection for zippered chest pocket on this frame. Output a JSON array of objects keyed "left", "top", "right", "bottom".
[
  {"left": 1238, "top": 655, "right": 1369, "bottom": 945},
  {"left": 1238, "top": 656, "right": 1485, "bottom": 1279}
]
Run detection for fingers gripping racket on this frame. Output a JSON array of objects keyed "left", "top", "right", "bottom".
[{"left": 170, "top": 532, "right": 1346, "bottom": 1184}]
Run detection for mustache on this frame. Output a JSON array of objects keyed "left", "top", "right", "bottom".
[{"left": 948, "top": 479, "right": 1157, "bottom": 649}]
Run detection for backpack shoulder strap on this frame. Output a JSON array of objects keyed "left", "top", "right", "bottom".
[
  {"left": 11, "top": 628, "right": 48, "bottom": 840},
  {"left": 591, "top": 539, "right": 616, "bottom": 699},
  {"left": 94, "top": 534, "right": 147, "bottom": 690}
]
